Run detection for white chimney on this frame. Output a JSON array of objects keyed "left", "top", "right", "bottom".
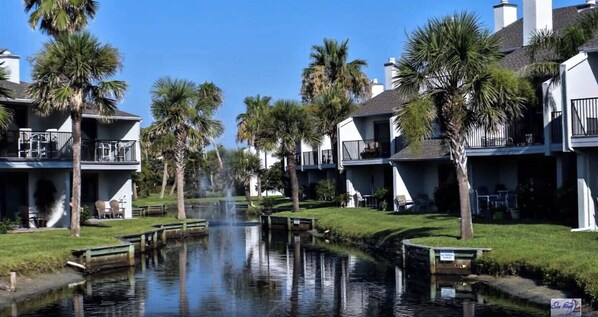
[
  {"left": 587, "top": 0, "right": 596, "bottom": 5},
  {"left": 370, "top": 78, "right": 384, "bottom": 98},
  {"left": 494, "top": 0, "right": 518, "bottom": 33},
  {"left": 0, "top": 50, "right": 20, "bottom": 84},
  {"left": 523, "top": 0, "right": 553, "bottom": 46},
  {"left": 384, "top": 57, "right": 397, "bottom": 91}
]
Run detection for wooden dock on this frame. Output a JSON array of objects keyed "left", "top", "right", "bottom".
[
  {"left": 260, "top": 215, "right": 315, "bottom": 231},
  {"left": 402, "top": 240, "right": 491, "bottom": 275},
  {"left": 70, "top": 220, "right": 208, "bottom": 273}
]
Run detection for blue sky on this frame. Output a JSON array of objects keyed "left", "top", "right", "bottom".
[{"left": 0, "top": 0, "right": 583, "bottom": 148}]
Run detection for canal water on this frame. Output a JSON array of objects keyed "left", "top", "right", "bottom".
[{"left": 8, "top": 204, "right": 548, "bottom": 316}]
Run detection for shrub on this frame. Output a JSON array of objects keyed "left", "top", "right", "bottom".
[
  {"left": 315, "top": 179, "right": 335, "bottom": 201},
  {"left": 336, "top": 193, "right": 350, "bottom": 207},
  {"left": 374, "top": 187, "right": 390, "bottom": 209},
  {"left": 0, "top": 218, "right": 20, "bottom": 234},
  {"left": 262, "top": 197, "right": 276, "bottom": 209},
  {"left": 80, "top": 205, "right": 91, "bottom": 225}
]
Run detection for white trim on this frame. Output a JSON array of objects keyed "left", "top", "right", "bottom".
[{"left": 82, "top": 114, "right": 141, "bottom": 121}]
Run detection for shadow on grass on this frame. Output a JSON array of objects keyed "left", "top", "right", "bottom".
[{"left": 82, "top": 223, "right": 111, "bottom": 228}]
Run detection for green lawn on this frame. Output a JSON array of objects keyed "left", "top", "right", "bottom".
[
  {"left": 133, "top": 193, "right": 248, "bottom": 207},
  {"left": 0, "top": 217, "right": 190, "bottom": 277},
  {"left": 279, "top": 208, "right": 598, "bottom": 304}
]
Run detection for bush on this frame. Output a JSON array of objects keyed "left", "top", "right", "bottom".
[
  {"left": 374, "top": 187, "right": 390, "bottom": 210},
  {"left": 80, "top": 205, "right": 91, "bottom": 225},
  {"left": 0, "top": 218, "right": 20, "bottom": 234},
  {"left": 517, "top": 179, "right": 555, "bottom": 220},
  {"left": 262, "top": 197, "right": 276, "bottom": 210},
  {"left": 336, "top": 193, "right": 350, "bottom": 207},
  {"left": 315, "top": 179, "right": 335, "bottom": 201}
]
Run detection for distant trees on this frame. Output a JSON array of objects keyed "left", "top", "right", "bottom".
[{"left": 0, "top": 59, "right": 13, "bottom": 130}]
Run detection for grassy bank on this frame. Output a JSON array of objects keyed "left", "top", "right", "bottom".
[
  {"left": 133, "top": 193, "right": 247, "bottom": 207},
  {"left": 0, "top": 217, "right": 190, "bottom": 277},
  {"left": 279, "top": 208, "right": 598, "bottom": 304}
]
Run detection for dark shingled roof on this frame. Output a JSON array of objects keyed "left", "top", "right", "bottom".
[
  {"left": 351, "top": 89, "right": 408, "bottom": 118},
  {"left": 83, "top": 108, "right": 141, "bottom": 120},
  {"left": 0, "top": 80, "right": 140, "bottom": 120},
  {"left": 0, "top": 80, "right": 29, "bottom": 100},
  {"left": 391, "top": 139, "right": 449, "bottom": 161},
  {"left": 493, "top": 5, "right": 598, "bottom": 70},
  {"left": 580, "top": 33, "right": 598, "bottom": 51}
]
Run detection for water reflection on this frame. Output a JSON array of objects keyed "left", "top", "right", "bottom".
[{"left": 11, "top": 210, "right": 548, "bottom": 317}]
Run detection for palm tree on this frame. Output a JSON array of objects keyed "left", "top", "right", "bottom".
[
  {"left": 143, "top": 123, "right": 175, "bottom": 199},
  {"left": 236, "top": 94, "right": 271, "bottom": 198},
  {"left": 527, "top": 10, "right": 598, "bottom": 79},
  {"left": 394, "top": 13, "right": 530, "bottom": 240},
  {"left": 0, "top": 61, "right": 14, "bottom": 130},
  {"left": 230, "top": 149, "right": 261, "bottom": 207},
  {"left": 308, "top": 86, "right": 357, "bottom": 194},
  {"left": 257, "top": 100, "right": 321, "bottom": 212},
  {"left": 24, "top": 0, "right": 98, "bottom": 36},
  {"left": 28, "top": 31, "right": 127, "bottom": 237},
  {"left": 301, "top": 38, "right": 370, "bottom": 103},
  {"left": 150, "top": 78, "right": 224, "bottom": 219}
]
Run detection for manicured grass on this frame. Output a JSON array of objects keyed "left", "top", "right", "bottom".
[
  {"left": 133, "top": 193, "right": 248, "bottom": 207},
  {"left": 0, "top": 217, "right": 191, "bottom": 277},
  {"left": 279, "top": 208, "right": 598, "bottom": 304}
]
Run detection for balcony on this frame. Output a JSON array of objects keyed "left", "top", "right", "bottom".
[
  {"left": 572, "top": 98, "right": 598, "bottom": 136},
  {"left": 342, "top": 139, "right": 390, "bottom": 161},
  {"left": 297, "top": 149, "right": 334, "bottom": 168},
  {"left": 551, "top": 111, "right": 563, "bottom": 143},
  {"left": 466, "top": 122, "right": 543, "bottom": 148},
  {"left": 302, "top": 151, "right": 318, "bottom": 166},
  {"left": 0, "top": 129, "right": 72, "bottom": 160},
  {"left": 82, "top": 139, "right": 137, "bottom": 163}
]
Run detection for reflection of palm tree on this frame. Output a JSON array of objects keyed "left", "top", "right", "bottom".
[
  {"left": 290, "top": 239, "right": 301, "bottom": 316},
  {"left": 179, "top": 242, "right": 189, "bottom": 317}
]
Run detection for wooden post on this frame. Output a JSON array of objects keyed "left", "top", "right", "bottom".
[
  {"left": 128, "top": 244, "right": 135, "bottom": 266},
  {"left": 401, "top": 243, "right": 406, "bottom": 269},
  {"left": 152, "top": 231, "right": 158, "bottom": 248},
  {"left": 429, "top": 248, "right": 436, "bottom": 275},
  {"left": 161, "top": 228, "right": 167, "bottom": 243},
  {"left": 140, "top": 234, "right": 146, "bottom": 253},
  {"left": 311, "top": 219, "right": 315, "bottom": 230},
  {"left": 9, "top": 272, "right": 16, "bottom": 292},
  {"left": 287, "top": 217, "right": 291, "bottom": 231},
  {"left": 85, "top": 249, "right": 91, "bottom": 268},
  {"left": 267, "top": 216, "right": 271, "bottom": 229}
]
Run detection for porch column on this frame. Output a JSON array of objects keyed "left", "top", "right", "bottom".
[
  {"left": 576, "top": 152, "right": 596, "bottom": 230},
  {"left": 65, "top": 173, "right": 71, "bottom": 229},
  {"left": 346, "top": 169, "right": 355, "bottom": 208}
]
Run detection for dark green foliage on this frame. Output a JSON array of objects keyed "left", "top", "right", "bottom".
[
  {"left": 315, "top": 179, "right": 335, "bottom": 201},
  {"left": 262, "top": 161, "right": 286, "bottom": 193},
  {"left": 516, "top": 179, "right": 556, "bottom": 220},
  {"left": 80, "top": 205, "right": 91, "bottom": 225},
  {"left": 0, "top": 218, "right": 20, "bottom": 234}
]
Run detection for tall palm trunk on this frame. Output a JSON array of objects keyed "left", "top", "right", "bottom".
[
  {"left": 179, "top": 243, "right": 189, "bottom": 317},
  {"left": 448, "top": 135, "right": 473, "bottom": 240},
  {"left": 211, "top": 138, "right": 223, "bottom": 170},
  {"left": 329, "top": 132, "right": 343, "bottom": 195},
  {"left": 286, "top": 152, "right": 300, "bottom": 212},
  {"left": 160, "top": 162, "right": 168, "bottom": 199},
  {"left": 256, "top": 148, "right": 262, "bottom": 199},
  {"left": 244, "top": 184, "right": 253, "bottom": 207},
  {"left": 70, "top": 109, "right": 82, "bottom": 237},
  {"left": 174, "top": 136, "right": 186, "bottom": 219}
]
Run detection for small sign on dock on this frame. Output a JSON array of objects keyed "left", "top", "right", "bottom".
[{"left": 439, "top": 251, "right": 455, "bottom": 262}]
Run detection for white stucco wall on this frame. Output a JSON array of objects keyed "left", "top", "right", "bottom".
[
  {"left": 248, "top": 148, "right": 283, "bottom": 197},
  {"left": 98, "top": 171, "right": 133, "bottom": 218}
]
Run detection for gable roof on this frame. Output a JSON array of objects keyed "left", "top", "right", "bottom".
[
  {"left": 493, "top": 4, "right": 598, "bottom": 71},
  {"left": 351, "top": 89, "right": 408, "bottom": 118},
  {"left": 0, "top": 80, "right": 29, "bottom": 100},
  {"left": 390, "top": 138, "right": 449, "bottom": 161},
  {"left": 0, "top": 80, "right": 141, "bottom": 121}
]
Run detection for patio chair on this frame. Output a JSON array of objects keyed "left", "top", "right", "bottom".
[
  {"left": 110, "top": 199, "right": 125, "bottom": 218},
  {"left": 413, "top": 194, "right": 432, "bottom": 212},
  {"left": 95, "top": 200, "right": 111, "bottom": 219},
  {"left": 354, "top": 191, "right": 365, "bottom": 207},
  {"left": 394, "top": 195, "right": 414, "bottom": 211}
]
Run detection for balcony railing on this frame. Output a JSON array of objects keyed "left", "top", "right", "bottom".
[
  {"left": 0, "top": 129, "right": 72, "bottom": 159},
  {"left": 466, "top": 122, "right": 543, "bottom": 148},
  {"left": 342, "top": 139, "right": 390, "bottom": 161},
  {"left": 572, "top": 98, "right": 598, "bottom": 136},
  {"left": 321, "top": 149, "right": 333, "bottom": 164},
  {"left": 82, "top": 139, "right": 137, "bottom": 163},
  {"left": 551, "top": 111, "right": 563, "bottom": 143}
]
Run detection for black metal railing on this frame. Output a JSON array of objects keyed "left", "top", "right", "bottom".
[
  {"left": 342, "top": 139, "right": 391, "bottom": 161},
  {"left": 465, "top": 121, "right": 544, "bottom": 148},
  {"left": 321, "top": 149, "right": 333, "bottom": 164},
  {"left": 551, "top": 111, "right": 563, "bottom": 143},
  {"left": 572, "top": 98, "right": 598, "bottom": 136},
  {"left": 81, "top": 139, "right": 137, "bottom": 162},
  {"left": 302, "top": 150, "right": 318, "bottom": 166},
  {"left": 0, "top": 129, "right": 72, "bottom": 159}
]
